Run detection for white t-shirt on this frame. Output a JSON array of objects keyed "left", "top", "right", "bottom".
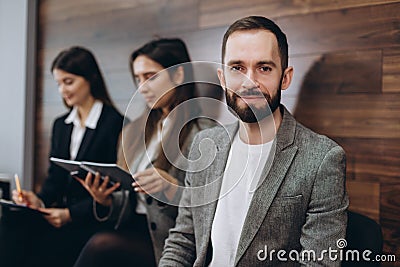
[
  {"left": 209, "top": 133, "right": 273, "bottom": 267},
  {"left": 64, "top": 100, "right": 103, "bottom": 160}
]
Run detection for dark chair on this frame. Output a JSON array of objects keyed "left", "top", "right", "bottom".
[{"left": 342, "top": 211, "right": 383, "bottom": 266}]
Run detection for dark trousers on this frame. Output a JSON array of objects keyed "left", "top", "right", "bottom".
[
  {"left": 74, "top": 214, "right": 156, "bottom": 267},
  {"left": 0, "top": 209, "right": 112, "bottom": 267}
]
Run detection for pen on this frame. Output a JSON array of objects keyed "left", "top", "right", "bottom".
[{"left": 14, "top": 174, "right": 28, "bottom": 205}]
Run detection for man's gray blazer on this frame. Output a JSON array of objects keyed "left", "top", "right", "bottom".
[{"left": 159, "top": 106, "right": 349, "bottom": 266}]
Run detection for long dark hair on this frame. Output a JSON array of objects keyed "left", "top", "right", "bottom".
[
  {"left": 128, "top": 38, "right": 200, "bottom": 171},
  {"left": 51, "top": 46, "right": 114, "bottom": 107}
]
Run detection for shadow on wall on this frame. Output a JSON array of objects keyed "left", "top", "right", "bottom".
[
  {"left": 293, "top": 50, "right": 382, "bottom": 135},
  {"left": 291, "top": 50, "right": 400, "bottom": 255}
]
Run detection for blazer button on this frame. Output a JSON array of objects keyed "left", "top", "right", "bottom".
[
  {"left": 146, "top": 197, "right": 153, "bottom": 205},
  {"left": 150, "top": 222, "right": 157, "bottom": 231}
]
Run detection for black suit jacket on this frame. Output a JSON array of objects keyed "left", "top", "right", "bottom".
[{"left": 37, "top": 104, "right": 124, "bottom": 224}]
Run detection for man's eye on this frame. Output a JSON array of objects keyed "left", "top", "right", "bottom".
[
  {"left": 230, "top": 66, "right": 243, "bottom": 72},
  {"left": 260, "top": 66, "right": 272, "bottom": 72}
]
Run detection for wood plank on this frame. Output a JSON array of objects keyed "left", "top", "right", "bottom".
[
  {"left": 347, "top": 180, "right": 380, "bottom": 222},
  {"left": 280, "top": 2, "right": 400, "bottom": 55},
  {"left": 39, "top": 0, "right": 199, "bottom": 48},
  {"left": 199, "top": 0, "right": 400, "bottom": 29},
  {"left": 381, "top": 183, "right": 400, "bottom": 256},
  {"left": 285, "top": 49, "right": 383, "bottom": 109},
  {"left": 383, "top": 48, "right": 400, "bottom": 93},
  {"left": 381, "top": 183, "right": 400, "bottom": 223},
  {"left": 334, "top": 138, "right": 400, "bottom": 182},
  {"left": 287, "top": 54, "right": 323, "bottom": 98},
  {"left": 293, "top": 94, "right": 400, "bottom": 139},
  {"left": 296, "top": 50, "right": 382, "bottom": 94},
  {"left": 39, "top": 0, "right": 156, "bottom": 22}
]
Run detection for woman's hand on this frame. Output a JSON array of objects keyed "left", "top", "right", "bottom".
[
  {"left": 74, "top": 172, "right": 119, "bottom": 207},
  {"left": 12, "top": 190, "right": 43, "bottom": 208},
  {"left": 40, "top": 208, "right": 71, "bottom": 228},
  {"left": 132, "top": 167, "right": 178, "bottom": 201}
]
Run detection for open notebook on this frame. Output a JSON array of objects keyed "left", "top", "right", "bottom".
[
  {"left": 50, "top": 157, "right": 134, "bottom": 191},
  {"left": 0, "top": 199, "right": 50, "bottom": 215}
]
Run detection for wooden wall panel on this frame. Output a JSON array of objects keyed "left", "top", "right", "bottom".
[
  {"left": 294, "top": 94, "right": 400, "bottom": 138},
  {"left": 39, "top": 0, "right": 199, "bottom": 48},
  {"left": 335, "top": 138, "right": 400, "bottom": 182},
  {"left": 278, "top": 2, "right": 400, "bottom": 55},
  {"left": 383, "top": 48, "right": 400, "bottom": 93},
  {"left": 347, "top": 181, "right": 380, "bottom": 222},
  {"left": 199, "top": 0, "right": 400, "bottom": 29},
  {"left": 381, "top": 183, "right": 400, "bottom": 255},
  {"left": 37, "top": 0, "right": 400, "bottom": 258},
  {"left": 298, "top": 50, "right": 382, "bottom": 94},
  {"left": 39, "top": 0, "right": 152, "bottom": 21}
]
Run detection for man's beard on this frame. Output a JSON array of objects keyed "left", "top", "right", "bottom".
[{"left": 225, "top": 86, "right": 281, "bottom": 123}]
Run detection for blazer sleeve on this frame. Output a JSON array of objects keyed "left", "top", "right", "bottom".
[
  {"left": 299, "top": 145, "right": 349, "bottom": 266},
  {"left": 158, "top": 134, "right": 201, "bottom": 266},
  {"left": 37, "top": 118, "right": 70, "bottom": 206}
]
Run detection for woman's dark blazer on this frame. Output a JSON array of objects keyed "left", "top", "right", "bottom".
[{"left": 37, "top": 104, "right": 124, "bottom": 224}]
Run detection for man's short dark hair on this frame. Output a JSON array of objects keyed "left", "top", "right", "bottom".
[{"left": 221, "top": 16, "right": 289, "bottom": 72}]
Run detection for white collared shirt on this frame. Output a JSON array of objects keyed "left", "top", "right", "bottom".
[
  {"left": 64, "top": 100, "right": 103, "bottom": 160},
  {"left": 133, "top": 116, "right": 171, "bottom": 214}
]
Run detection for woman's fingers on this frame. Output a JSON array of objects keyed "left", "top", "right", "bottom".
[
  {"left": 76, "top": 172, "right": 114, "bottom": 206},
  {"left": 40, "top": 208, "right": 70, "bottom": 228},
  {"left": 134, "top": 177, "right": 162, "bottom": 193},
  {"left": 133, "top": 174, "right": 157, "bottom": 187},
  {"left": 132, "top": 168, "right": 174, "bottom": 194},
  {"left": 139, "top": 181, "right": 163, "bottom": 194},
  {"left": 84, "top": 172, "right": 105, "bottom": 192},
  {"left": 104, "top": 181, "right": 120, "bottom": 196},
  {"left": 84, "top": 172, "right": 93, "bottom": 187},
  {"left": 98, "top": 176, "right": 109, "bottom": 192},
  {"left": 132, "top": 168, "right": 154, "bottom": 180},
  {"left": 92, "top": 172, "right": 101, "bottom": 188}
]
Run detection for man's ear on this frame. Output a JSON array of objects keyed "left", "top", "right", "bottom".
[
  {"left": 281, "top": 66, "right": 293, "bottom": 91},
  {"left": 172, "top": 66, "right": 184, "bottom": 85},
  {"left": 217, "top": 68, "right": 226, "bottom": 88}
]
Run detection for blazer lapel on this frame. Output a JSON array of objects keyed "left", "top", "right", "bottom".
[
  {"left": 59, "top": 123, "right": 73, "bottom": 159},
  {"left": 234, "top": 107, "right": 298, "bottom": 265},
  {"left": 75, "top": 128, "right": 96, "bottom": 161},
  {"left": 196, "top": 123, "right": 239, "bottom": 258}
]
